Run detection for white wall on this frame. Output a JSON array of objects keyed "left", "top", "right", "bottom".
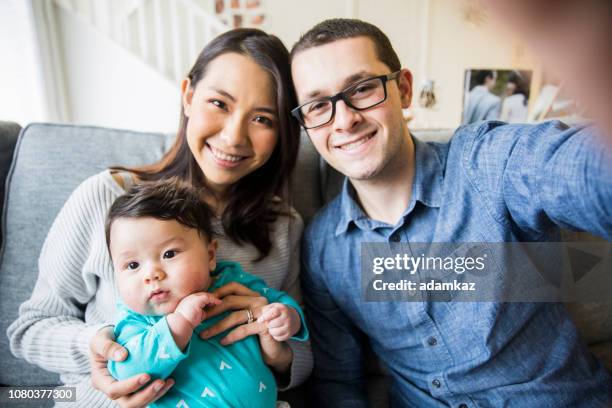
[
  {"left": 57, "top": 5, "right": 180, "bottom": 133},
  {"left": 265, "top": 0, "right": 352, "bottom": 48},
  {"left": 265, "top": 0, "right": 539, "bottom": 129},
  {"left": 425, "top": 0, "right": 537, "bottom": 128},
  {"left": 0, "top": 0, "right": 49, "bottom": 126},
  {"left": 3, "top": 0, "right": 540, "bottom": 132}
]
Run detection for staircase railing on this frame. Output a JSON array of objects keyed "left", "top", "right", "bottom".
[{"left": 54, "top": 0, "right": 229, "bottom": 83}]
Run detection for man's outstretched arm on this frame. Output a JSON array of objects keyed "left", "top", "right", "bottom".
[{"left": 465, "top": 121, "right": 612, "bottom": 239}]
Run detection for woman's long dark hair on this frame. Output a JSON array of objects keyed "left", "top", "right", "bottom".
[
  {"left": 111, "top": 29, "right": 300, "bottom": 260},
  {"left": 508, "top": 71, "right": 530, "bottom": 106}
]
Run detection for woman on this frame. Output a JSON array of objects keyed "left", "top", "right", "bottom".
[
  {"left": 499, "top": 72, "right": 529, "bottom": 123},
  {"left": 8, "top": 29, "right": 312, "bottom": 407}
]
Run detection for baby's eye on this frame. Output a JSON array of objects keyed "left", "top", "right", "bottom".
[
  {"left": 163, "top": 250, "right": 176, "bottom": 259},
  {"left": 127, "top": 262, "right": 139, "bottom": 270}
]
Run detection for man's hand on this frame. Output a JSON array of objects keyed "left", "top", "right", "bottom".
[{"left": 257, "top": 303, "right": 301, "bottom": 342}]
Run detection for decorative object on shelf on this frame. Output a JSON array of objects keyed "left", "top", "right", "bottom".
[
  {"left": 215, "top": 0, "right": 266, "bottom": 29},
  {"left": 419, "top": 79, "right": 437, "bottom": 109},
  {"left": 461, "top": 0, "right": 487, "bottom": 27}
]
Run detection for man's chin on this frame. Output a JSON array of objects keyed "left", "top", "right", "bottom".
[
  {"left": 344, "top": 166, "right": 383, "bottom": 182},
  {"left": 326, "top": 156, "right": 384, "bottom": 181}
]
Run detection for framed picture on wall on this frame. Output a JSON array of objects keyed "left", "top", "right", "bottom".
[{"left": 462, "top": 69, "right": 533, "bottom": 125}]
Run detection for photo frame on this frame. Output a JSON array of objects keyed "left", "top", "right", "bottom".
[{"left": 462, "top": 69, "right": 533, "bottom": 125}]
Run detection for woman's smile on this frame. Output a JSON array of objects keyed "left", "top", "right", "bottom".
[{"left": 206, "top": 142, "right": 249, "bottom": 168}]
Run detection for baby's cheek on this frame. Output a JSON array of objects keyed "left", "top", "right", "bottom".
[
  {"left": 118, "top": 280, "right": 146, "bottom": 313},
  {"left": 190, "top": 269, "right": 212, "bottom": 293}
]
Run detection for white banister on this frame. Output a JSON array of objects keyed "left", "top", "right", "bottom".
[
  {"left": 152, "top": 0, "right": 166, "bottom": 77},
  {"left": 170, "top": 0, "right": 183, "bottom": 82},
  {"left": 186, "top": 12, "right": 197, "bottom": 63},
  {"left": 52, "top": 0, "right": 229, "bottom": 84},
  {"left": 136, "top": 3, "right": 149, "bottom": 62}
]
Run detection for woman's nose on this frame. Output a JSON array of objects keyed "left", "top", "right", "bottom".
[
  {"left": 221, "top": 115, "right": 248, "bottom": 146},
  {"left": 144, "top": 267, "right": 166, "bottom": 284}
]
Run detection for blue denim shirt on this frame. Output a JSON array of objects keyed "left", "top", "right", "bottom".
[{"left": 301, "top": 121, "right": 612, "bottom": 407}]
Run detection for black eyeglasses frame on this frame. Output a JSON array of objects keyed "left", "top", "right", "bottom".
[{"left": 291, "top": 70, "right": 401, "bottom": 129}]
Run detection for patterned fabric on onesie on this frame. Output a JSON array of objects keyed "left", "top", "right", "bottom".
[{"left": 109, "top": 261, "right": 309, "bottom": 408}]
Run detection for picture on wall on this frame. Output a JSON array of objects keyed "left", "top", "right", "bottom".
[{"left": 462, "top": 69, "right": 533, "bottom": 125}]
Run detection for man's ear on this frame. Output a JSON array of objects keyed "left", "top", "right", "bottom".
[
  {"left": 398, "top": 68, "right": 413, "bottom": 109},
  {"left": 208, "top": 239, "right": 218, "bottom": 271},
  {"left": 181, "top": 78, "right": 194, "bottom": 118}
]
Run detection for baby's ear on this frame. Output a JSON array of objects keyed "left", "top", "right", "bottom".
[{"left": 208, "top": 239, "right": 218, "bottom": 270}]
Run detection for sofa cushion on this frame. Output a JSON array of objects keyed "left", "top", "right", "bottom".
[
  {"left": 292, "top": 132, "right": 322, "bottom": 224},
  {"left": 0, "top": 124, "right": 175, "bottom": 386},
  {"left": 0, "top": 121, "right": 21, "bottom": 251}
]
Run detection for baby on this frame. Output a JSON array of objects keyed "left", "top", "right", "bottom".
[{"left": 104, "top": 178, "right": 308, "bottom": 408}]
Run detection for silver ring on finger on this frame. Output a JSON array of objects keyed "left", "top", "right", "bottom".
[{"left": 245, "top": 308, "right": 254, "bottom": 324}]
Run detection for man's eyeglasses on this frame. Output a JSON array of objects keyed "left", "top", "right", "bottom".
[{"left": 291, "top": 71, "right": 401, "bottom": 129}]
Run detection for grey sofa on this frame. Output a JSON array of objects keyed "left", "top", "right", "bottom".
[
  {"left": 0, "top": 121, "right": 21, "bottom": 250},
  {"left": 1, "top": 123, "right": 611, "bottom": 407}
]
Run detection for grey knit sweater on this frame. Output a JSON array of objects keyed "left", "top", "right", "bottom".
[{"left": 8, "top": 170, "right": 312, "bottom": 407}]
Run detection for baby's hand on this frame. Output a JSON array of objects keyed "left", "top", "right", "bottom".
[
  {"left": 175, "top": 292, "right": 222, "bottom": 329},
  {"left": 257, "top": 303, "right": 301, "bottom": 342}
]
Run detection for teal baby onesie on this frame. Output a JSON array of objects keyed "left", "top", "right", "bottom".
[{"left": 108, "top": 261, "right": 309, "bottom": 408}]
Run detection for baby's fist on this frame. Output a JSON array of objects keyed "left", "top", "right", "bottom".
[
  {"left": 175, "top": 292, "right": 221, "bottom": 328},
  {"left": 257, "top": 303, "right": 301, "bottom": 342}
]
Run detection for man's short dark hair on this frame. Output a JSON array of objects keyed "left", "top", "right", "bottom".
[
  {"left": 105, "top": 177, "right": 216, "bottom": 254},
  {"left": 476, "top": 70, "right": 495, "bottom": 85},
  {"left": 290, "top": 18, "right": 401, "bottom": 72}
]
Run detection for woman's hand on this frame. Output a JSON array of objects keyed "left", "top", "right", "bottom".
[
  {"left": 198, "top": 282, "right": 294, "bottom": 373},
  {"left": 199, "top": 282, "right": 269, "bottom": 344},
  {"left": 89, "top": 326, "right": 174, "bottom": 408}
]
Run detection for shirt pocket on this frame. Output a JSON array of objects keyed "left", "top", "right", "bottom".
[{"left": 414, "top": 243, "right": 501, "bottom": 302}]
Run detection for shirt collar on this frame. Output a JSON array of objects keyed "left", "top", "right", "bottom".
[{"left": 334, "top": 134, "right": 445, "bottom": 236}]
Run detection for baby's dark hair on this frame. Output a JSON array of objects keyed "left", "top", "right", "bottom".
[{"left": 105, "top": 177, "right": 216, "bottom": 254}]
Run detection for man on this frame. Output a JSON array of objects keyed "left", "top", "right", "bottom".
[
  {"left": 461, "top": 70, "right": 501, "bottom": 125},
  {"left": 291, "top": 19, "right": 612, "bottom": 407}
]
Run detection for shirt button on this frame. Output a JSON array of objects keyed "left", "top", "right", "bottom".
[
  {"left": 390, "top": 233, "right": 401, "bottom": 242},
  {"left": 427, "top": 337, "right": 438, "bottom": 346},
  {"left": 431, "top": 379, "right": 441, "bottom": 388}
]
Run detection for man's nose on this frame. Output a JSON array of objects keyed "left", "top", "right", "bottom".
[
  {"left": 333, "top": 99, "right": 362, "bottom": 132},
  {"left": 144, "top": 267, "right": 166, "bottom": 284}
]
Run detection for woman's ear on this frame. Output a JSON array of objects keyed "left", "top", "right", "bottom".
[
  {"left": 398, "top": 68, "right": 413, "bottom": 109},
  {"left": 181, "top": 78, "right": 194, "bottom": 118},
  {"left": 208, "top": 239, "right": 218, "bottom": 271}
]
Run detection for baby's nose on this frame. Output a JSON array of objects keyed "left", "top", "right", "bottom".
[{"left": 144, "top": 268, "right": 166, "bottom": 283}]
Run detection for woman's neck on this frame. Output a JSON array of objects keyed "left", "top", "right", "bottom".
[{"left": 202, "top": 184, "right": 230, "bottom": 216}]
